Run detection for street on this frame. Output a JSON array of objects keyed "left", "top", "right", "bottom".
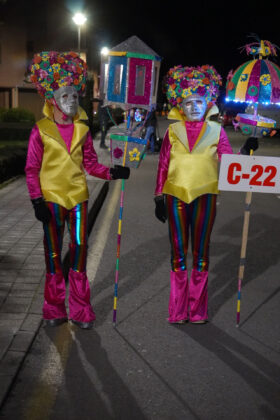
[{"left": 0, "top": 119, "right": 280, "bottom": 419}]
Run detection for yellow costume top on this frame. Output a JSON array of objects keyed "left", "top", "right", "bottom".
[
  {"left": 162, "top": 106, "right": 221, "bottom": 203},
  {"left": 37, "top": 102, "right": 89, "bottom": 210}
]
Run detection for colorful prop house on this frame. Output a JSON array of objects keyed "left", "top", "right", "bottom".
[
  {"left": 100, "top": 35, "right": 161, "bottom": 168},
  {"left": 226, "top": 39, "right": 280, "bottom": 136},
  {"left": 100, "top": 35, "right": 161, "bottom": 111},
  {"left": 99, "top": 36, "right": 161, "bottom": 325}
]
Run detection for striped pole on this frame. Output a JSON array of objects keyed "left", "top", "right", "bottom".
[
  {"left": 236, "top": 149, "right": 253, "bottom": 327},
  {"left": 113, "top": 178, "right": 125, "bottom": 326},
  {"left": 112, "top": 110, "right": 131, "bottom": 326}
]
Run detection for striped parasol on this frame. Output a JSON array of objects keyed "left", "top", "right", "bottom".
[{"left": 226, "top": 40, "right": 280, "bottom": 105}]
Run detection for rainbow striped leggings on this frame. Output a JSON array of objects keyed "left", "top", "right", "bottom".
[
  {"left": 166, "top": 194, "right": 217, "bottom": 272},
  {"left": 43, "top": 201, "right": 88, "bottom": 274},
  {"left": 42, "top": 201, "right": 95, "bottom": 322}
]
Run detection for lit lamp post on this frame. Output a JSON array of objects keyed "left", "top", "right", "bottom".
[
  {"left": 101, "top": 47, "right": 109, "bottom": 56},
  {"left": 72, "top": 12, "right": 87, "bottom": 55}
]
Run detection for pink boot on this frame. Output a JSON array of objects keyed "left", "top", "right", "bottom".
[
  {"left": 189, "top": 269, "right": 208, "bottom": 322},
  {"left": 68, "top": 269, "right": 96, "bottom": 323},
  {"left": 168, "top": 270, "right": 188, "bottom": 323},
  {"left": 43, "top": 272, "right": 68, "bottom": 320}
]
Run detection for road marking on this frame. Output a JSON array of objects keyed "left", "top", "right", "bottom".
[
  {"left": 23, "top": 181, "right": 121, "bottom": 419},
  {"left": 24, "top": 325, "right": 73, "bottom": 420},
  {"left": 87, "top": 180, "right": 121, "bottom": 285}
]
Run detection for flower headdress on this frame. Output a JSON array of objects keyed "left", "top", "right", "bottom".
[
  {"left": 165, "top": 65, "right": 222, "bottom": 109},
  {"left": 29, "top": 51, "right": 87, "bottom": 99}
]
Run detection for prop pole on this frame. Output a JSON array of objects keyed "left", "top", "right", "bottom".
[
  {"left": 236, "top": 149, "right": 253, "bottom": 327},
  {"left": 113, "top": 177, "right": 125, "bottom": 326},
  {"left": 112, "top": 111, "right": 131, "bottom": 327}
]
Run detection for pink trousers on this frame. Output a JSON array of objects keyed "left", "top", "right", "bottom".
[
  {"left": 168, "top": 269, "right": 208, "bottom": 323},
  {"left": 43, "top": 269, "right": 96, "bottom": 322}
]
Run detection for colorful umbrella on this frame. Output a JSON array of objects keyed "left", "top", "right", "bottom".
[
  {"left": 226, "top": 40, "right": 280, "bottom": 105},
  {"left": 226, "top": 58, "right": 280, "bottom": 104}
]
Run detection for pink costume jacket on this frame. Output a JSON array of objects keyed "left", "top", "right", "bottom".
[
  {"left": 25, "top": 105, "right": 111, "bottom": 202},
  {"left": 155, "top": 106, "right": 233, "bottom": 197}
]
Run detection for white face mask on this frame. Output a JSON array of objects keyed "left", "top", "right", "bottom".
[
  {"left": 182, "top": 94, "right": 207, "bottom": 121},
  {"left": 53, "top": 86, "right": 79, "bottom": 117}
]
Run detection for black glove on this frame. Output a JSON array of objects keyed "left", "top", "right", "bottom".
[
  {"left": 31, "top": 197, "right": 52, "bottom": 224},
  {"left": 110, "top": 165, "right": 130, "bottom": 180},
  {"left": 154, "top": 195, "right": 167, "bottom": 223},
  {"left": 240, "top": 137, "right": 259, "bottom": 155}
]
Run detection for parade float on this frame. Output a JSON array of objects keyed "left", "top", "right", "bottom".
[{"left": 226, "top": 39, "right": 280, "bottom": 136}]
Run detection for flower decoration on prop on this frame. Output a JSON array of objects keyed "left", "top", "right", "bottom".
[
  {"left": 113, "top": 147, "right": 123, "bottom": 159},
  {"left": 129, "top": 147, "right": 141, "bottom": 161},
  {"left": 165, "top": 64, "right": 222, "bottom": 110},
  {"left": 29, "top": 51, "right": 87, "bottom": 99}
]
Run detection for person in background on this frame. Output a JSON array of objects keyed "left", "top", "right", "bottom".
[
  {"left": 25, "top": 51, "right": 130, "bottom": 329},
  {"left": 144, "top": 109, "right": 157, "bottom": 153},
  {"left": 98, "top": 100, "right": 110, "bottom": 149},
  {"left": 154, "top": 64, "right": 258, "bottom": 325}
]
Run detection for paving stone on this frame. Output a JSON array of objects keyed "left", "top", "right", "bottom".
[
  {"left": 9, "top": 331, "right": 35, "bottom": 352},
  {"left": 0, "top": 255, "right": 27, "bottom": 264},
  {"left": 0, "top": 283, "right": 13, "bottom": 292},
  {"left": 22, "top": 262, "right": 45, "bottom": 270},
  {"left": 14, "top": 276, "right": 42, "bottom": 284},
  {"left": 0, "top": 319, "right": 24, "bottom": 334},
  {"left": 0, "top": 271, "right": 18, "bottom": 281},
  {"left": 28, "top": 294, "right": 44, "bottom": 314},
  {"left": 0, "top": 351, "right": 25, "bottom": 376},
  {"left": 11, "top": 283, "right": 39, "bottom": 292},
  {"left": 0, "top": 374, "right": 15, "bottom": 405},
  {"left": 0, "top": 313, "right": 25, "bottom": 321},
  {"left": 0, "top": 297, "right": 32, "bottom": 313},
  {"left": 16, "top": 269, "right": 44, "bottom": 278},
  {"left": 0, "top": 333, "right": 14, "bottom": 360},
  {"left": 9, "top": 290, "right": 36, "bottom": 298},
  {"left": 20, "top": 314, "right": 42, "bottom": 332},
  {"left": 0, "top": 262, "right": 23, "bottom": 270}
]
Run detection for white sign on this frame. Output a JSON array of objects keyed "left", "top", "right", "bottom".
[{"left": 218, "top": 154, "right": 280, "bottom": 193}]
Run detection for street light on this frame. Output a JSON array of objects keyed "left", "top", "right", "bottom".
[
  {"left": 72, "top": 12, "right": 87, "bottom": 55},
  {"left": 101, "top": 47, "right": 109, "bottom": 56}
]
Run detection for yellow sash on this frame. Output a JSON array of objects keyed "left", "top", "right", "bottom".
[
  {"left": 37, "top": 113, "right": 89, "bottom": 210},
  {"left": 162, "top": 120, "right": 221, "bottom": 203}
]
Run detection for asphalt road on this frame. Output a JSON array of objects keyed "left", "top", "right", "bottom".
[{"left": 1, "top": 121, "right": 280, "bottom": 419}]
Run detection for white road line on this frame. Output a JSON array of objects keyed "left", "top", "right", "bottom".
[{"left": 87, "top": 180, "right": 121, "bottom": 285}]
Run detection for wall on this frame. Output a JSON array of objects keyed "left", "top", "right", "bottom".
[{"left": 0, "top": 19, "right": 27, "bottom": 88}]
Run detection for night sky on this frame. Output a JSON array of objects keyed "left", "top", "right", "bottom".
[
  {"left": 85, "top": 0, "right": 280, "bottom": 76},
  {"left": 2, "top": 0, "right": 280, "bottom": 100}
]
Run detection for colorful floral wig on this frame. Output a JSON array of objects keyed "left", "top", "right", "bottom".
[
  {"left": 165, "top": 65, "right": 222, "bottom": 109},
  {"left": 29, "top": 51, "right": 87, "bottom": 99}
]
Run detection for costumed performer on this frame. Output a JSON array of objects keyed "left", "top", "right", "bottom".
[
  {"left": 25, "top": 51, "right": 130, "bottom": 329},
  {"left": 154, "top": 64, "right": 258, "bottom": 324}
]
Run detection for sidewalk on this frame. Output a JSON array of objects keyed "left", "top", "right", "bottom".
[{"left": 0, "top": 125, "right": 121, "bottom": 407}]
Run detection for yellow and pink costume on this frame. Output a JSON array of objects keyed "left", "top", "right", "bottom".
[
  {"left": 155, "top": 65, "right": 232, "bottom": 323},
  {"left": 25, "top": 102, "right": 111, "bottom": 322}
]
